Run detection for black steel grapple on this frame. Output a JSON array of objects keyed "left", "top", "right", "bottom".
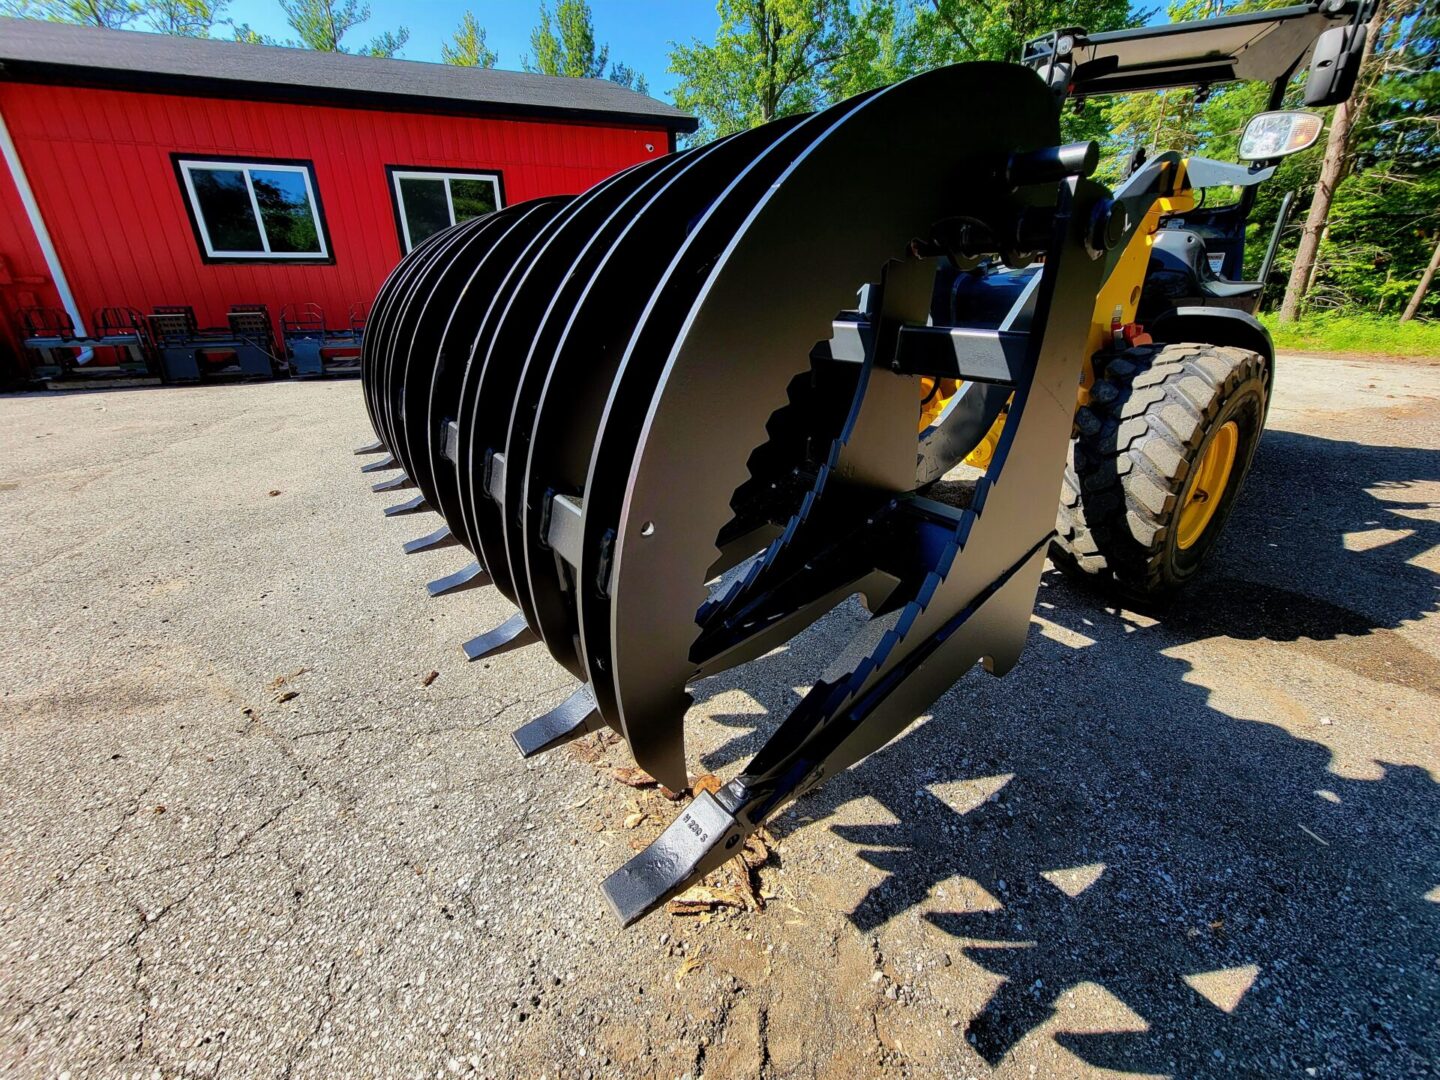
[{"left": 353, "top": 62, "right": 1131, "bottom": 924}]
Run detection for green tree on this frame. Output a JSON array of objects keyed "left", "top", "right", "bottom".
[
  {"left": 1307, "top": 2, "right": 1440, "bottom": 317},
  {"left": 524, "top": 1, "right": 652, "bottom": 97},
  {"left": 279, "top": 0, "right": 409, "bottom": 57},
  {"left": 3, "top": 0, "right": 236, "bottom": 37},
  {"left": 526, "top": 0, "right": 608, "bottom": 77},
  {"left": 900, "top": 0, "right": 1135, "bottom": 69},
  {"left": 2, "top": 0, "right": 140, "bottom": 26},
  {"left": 442, "top": 10, "right": 497, "bottom": 67},
  {"left": 669, "top": 0, "right": 1137, "bottom": 144},
  {"left": 143, "top": 0, "right": 226, "bottom": 36},
  {"left": 231, "top": 21, "right": 275, "bottom": 44},
  {"left": 670, "top": 0, "right": 859, "bottom": 142},
  {"left": 825, "top": 0, "right": 908, "bottom": 99},
  {"left": 1278, "top": 0, "right": 1391, "bottom": 320},
  {"left": 608, "top": 61, "right": 649, "bottom": 94}
]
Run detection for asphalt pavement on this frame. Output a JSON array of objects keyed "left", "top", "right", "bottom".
[{"left": 1, "top": 353, "right": 1436, "bottom": 1079}]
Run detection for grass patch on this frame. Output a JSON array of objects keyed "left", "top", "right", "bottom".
[{"left": 1258, "top": 312, "right": 1440, "bottom": 358}]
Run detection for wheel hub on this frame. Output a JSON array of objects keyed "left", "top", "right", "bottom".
[{"left": 1177, "top": 418, "right": 1238, "bottom": 550}]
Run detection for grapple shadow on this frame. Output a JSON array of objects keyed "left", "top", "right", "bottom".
[{"left": 693, "top": 429, "right": 1440, "bottom": 1075}]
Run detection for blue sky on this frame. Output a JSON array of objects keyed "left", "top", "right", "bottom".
[{"left": 225, "top": 1, "right": 722, "bottom": 101}]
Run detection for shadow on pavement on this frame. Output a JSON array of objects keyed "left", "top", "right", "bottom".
[{"left": 689, "top": 429, "right": 1440, "bottom": 1075}]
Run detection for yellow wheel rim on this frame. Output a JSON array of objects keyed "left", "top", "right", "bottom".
[{"left": 1176, "top": 419, "right": 1239, "bottom": 550}]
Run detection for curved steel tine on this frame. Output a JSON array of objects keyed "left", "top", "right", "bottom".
[
  {"left": 460, "top": 159, "right": 674, "bottom": 615},
  {"left": 501, "top": 153, "right": 706, "bottom": 676},
  {"left": 424, "top": 201, "right": 571, "bottom": 554},
  {"left": 396, "top": 208, "right": 533, "bottom": 517},
  {"left": 367, "top": 223, "right": 466, "bottom": 469},
  {"left": 517, "top": 125, "right": 800, "bottom": 692},
  {"left": 576, "top": 94, "right": 887, "bottom": 789},
  {"left": 379, "top": 217, "right": 493, "bottom": 483},
  {"left": 361, "top": 221, "right": 454, "bottom": 441}
]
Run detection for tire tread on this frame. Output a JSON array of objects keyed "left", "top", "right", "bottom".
[{"left": 1053, "top": 342, "right": 1267, "bottom": 597}]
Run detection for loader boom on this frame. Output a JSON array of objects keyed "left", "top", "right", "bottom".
[{"left": 1025, "top": 1, "right": 1369, "bottom": 101}]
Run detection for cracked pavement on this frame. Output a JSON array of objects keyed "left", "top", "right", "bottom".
[{"left": 1, "top": 355, "right": 1437, "bottom": 1078}]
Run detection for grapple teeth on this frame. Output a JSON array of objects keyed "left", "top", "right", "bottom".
[
  {"left": 460, "top": 612, "right": 536, "bottom": 661},
  {"left": 353, "top": 439, "right": 386, "bottom": 455},
  {"left": 402, "top": 524, "right": 455, "bottom": 554},
  {"left": 350, "top": 59, "right": 1138, "bottom": 923},
  {"left": 511, "top": 685, "right": 602, "bottom": 759},
  {"left": 382, "top": 495, "right": 429, "bottom": 516},
  {"left": 360, "top": 454, "right": 398, "bottom": 473},
  {"left": 426, "top": 561, "right": 487, "bottom": 597},
  {"left": 600, "top": 790, "right": 745, "bottom": 927},
  {"left": 371, "top": 472, "right": 414, "bottom": 493}
]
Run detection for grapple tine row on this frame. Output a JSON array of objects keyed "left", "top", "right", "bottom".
[{"left": 351, "top": 59, "right": 1142, "bottom": 922}]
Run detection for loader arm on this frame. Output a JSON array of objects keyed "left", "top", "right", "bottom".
[{"left": 1024, "top": 1, "right": 1368, "bottom": 100}]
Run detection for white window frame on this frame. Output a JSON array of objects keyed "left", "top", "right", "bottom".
[
  {"left": 178, "top": 159, "right": 328, "bottom": 260},
  {"left": 391, "top": 170, "right": 503, "bottom": 252}
]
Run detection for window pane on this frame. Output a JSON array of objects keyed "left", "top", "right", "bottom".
[
  {"left": 399, "top": 177, "right": 450, "bottom": 247},
  {"left": 190, "top": 168, "right": 263, "bottom": 252},
  {"left": 449, "top": 177, "right": 497, "bottom": 223},
  {"left": 250, "top": 169, "right": 321, "bottom": 254}
]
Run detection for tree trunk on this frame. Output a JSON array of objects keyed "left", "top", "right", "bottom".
[
  {"left": 1279, "top": 110, "right": 1354, "bottom": 321},
  {"left": 1400, "top": 234, "right": 1440, "bottom": 322},
  {"left": 1278, "top": 3, "right": 1386, "bottom": 323}
]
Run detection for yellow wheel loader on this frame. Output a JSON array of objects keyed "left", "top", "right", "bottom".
[
  {"left": 352, "top": 2, "right": 1371, "bottom": 922},
  {"left": 990, "top": 2, "right": 1369, "bottom": 597}
]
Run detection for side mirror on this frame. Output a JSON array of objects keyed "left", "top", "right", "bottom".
[
  {"left": 1304, "top": 23, "right": 1367, "bottom": 107},
  {"left": 1239, "top": 111, "right": 1325, "bottom": 161}
]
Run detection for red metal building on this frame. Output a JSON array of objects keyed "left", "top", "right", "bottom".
[{"left": 0, "top": 18, "right": 694, "bottom": 379}]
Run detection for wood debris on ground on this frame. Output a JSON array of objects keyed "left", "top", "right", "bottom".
[
  {"left": 268, "top": 667, "right": 310, "bottom": 692},
  {"left": 569, "top": 728, "right": 622, "bottom": 764},
  {"left": 421, "top": 670, "right": 439, "bottom": 686},
  {"left": 611, "top": 765, "right": 682, "bottom": 800},
  {"left": 692, "top": 773, "right": 723, "bottom": 797},
  {"left": 611, "top": 765, "right": 655, "bottom": 788}
]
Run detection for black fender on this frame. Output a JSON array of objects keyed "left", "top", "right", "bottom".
[{"left": 1147, "top": 306, "right": 1275, "bottom": 407}]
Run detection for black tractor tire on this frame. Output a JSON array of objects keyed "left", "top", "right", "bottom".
[{"left": 1053, "top": 342, "right": 1268, "bottom": 600}]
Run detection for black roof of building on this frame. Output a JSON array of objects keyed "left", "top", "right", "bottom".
[{"left": 0, "top": 17, "right": 696, "bottom": 132}]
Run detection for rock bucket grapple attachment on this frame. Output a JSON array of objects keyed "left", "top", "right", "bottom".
[{"left": 354, "top": 61, "right": 1132, "bottom": 925}]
